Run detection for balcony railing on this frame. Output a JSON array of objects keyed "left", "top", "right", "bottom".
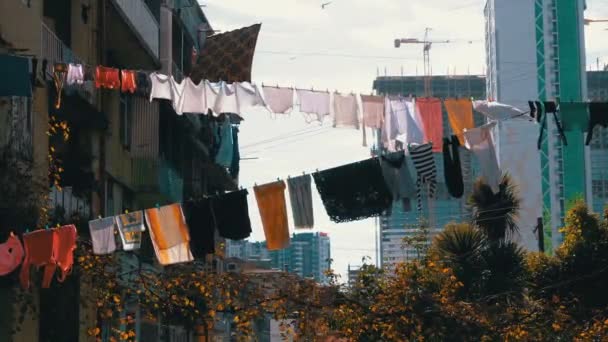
[
  {"left": 113, "top": 0, "right": 160, "bottom": 59},
  {"left": 41, "top": 23, "right": 95, "bottom": 104},
  {"left": 132, "top": 158, "right": 183, "bottom": 202}
]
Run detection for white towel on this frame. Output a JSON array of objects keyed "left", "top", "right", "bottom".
[
  {"left": 88, "top": 217, "right": 117, "bottom": 255},
  {"left": 297, "top": 89, "right": 331, "bottom": 122},
  {"left": 333, "top": 94, "right": 360, "bottom": 129}
]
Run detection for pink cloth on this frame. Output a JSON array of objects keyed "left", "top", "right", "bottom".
[
  {"left": 0, "top": 233, "right": 24, "bottom": 276},
  {"left": 297, "top": 89, "right": 331, "bottom": 122},
  {"left": 416, "top": 98, "right": 444, "bottom": 152},
  {"left": 333, "top": 94, "right": 359, "bottom": 128},
  {"left": 262, "top": 86, "right": 294, "bottom": 114},
  {"left": 361, "top": 95, "right": 384, "bottom": 129}
]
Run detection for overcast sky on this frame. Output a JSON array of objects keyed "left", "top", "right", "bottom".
[{"left": 202, "top": 0, "right": 608, "bottom": 280}]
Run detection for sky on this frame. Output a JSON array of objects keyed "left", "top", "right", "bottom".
[{"left": 201, "top": 0, "right": 608, "bottom": 281}]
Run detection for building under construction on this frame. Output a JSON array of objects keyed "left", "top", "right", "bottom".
[{"left": 372, "top": 75, "right": 486, "bottom": 267}]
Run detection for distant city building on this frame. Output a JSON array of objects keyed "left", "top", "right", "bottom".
[
  {"left": 347, "top": 265, "right": 361, "bottom": 288},
  {"left": 372, "top": 75, "right": 486, "bottom": 268},
  {"left": 226, "top": 232, "right": 331, "bottom": 284}
]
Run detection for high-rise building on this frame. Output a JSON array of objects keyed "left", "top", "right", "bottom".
[
  {"left": 226, "top": 232, "right": 332, "bottom": 284},
  {"left": 373, "top": 75, "right": 486, "bottom": 267},
  {"left": 485, "top": 0, "right": 589, "bottom": 250}
]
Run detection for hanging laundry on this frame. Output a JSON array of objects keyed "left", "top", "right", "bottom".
[
  {"left": 53, "top": 63, "right": 68, "bottom": 109},
  {"left": 212, "top": 189, "right": 253, "bottom": 240},
  {"left": 115, "top": 211, "right": 146, "bottom": 251},
  {"left": 585, "top": 102, "right": 608, "bottom": 145},
  {"left": 169, "top": 77, "right": 186, "bottom": 115},
  {"left": 230, "top": 125, "right": 240, "bottom": 179},
  {"left": 0, "top": 233, "right": 24, "bottom": 276},
  {"left": 262, "top": 86, "right": 294, "bottom": 114},
  {"left": 0, "top": 54, "right": 32, "bottom": 97},
  {"left": 442, "top": 135, "right": 464, "bottom": 198},
  {"left": 560, "top": 102, "right": 589, "bottom": 132},
  {"left": 473, "top": 100, "right": 526, "bottom": 120},
  {"left": 178, "top": 77, "right": 206, "bottom": 114},
  {"left": 235, "top": 82, "right": 265, "bottom": 111},
  {"left": 54, "top": 225, "right": 77, "bottom": 283},
  {"left": 254, "top": 181, "right": 290, "bottom": 251},
  {"left": 121, "top": 70, "right": 137, "bottom": 94},
  {"left": 215, "top": 115, "right": 234, "bottom": 168},
  {"left": 136, "top": 71, "right": 151, "bottom": 97},
  {"left": 287, "top": 175, "right": 315, "bottom": 229},
  {"left": 360, "top": 95, "right": 385, "bottom": 147},
  {"left": 313, "top": 158, "right": 392, "bottom": 223},
  {"left": 95, "top": 66, "right": 120, "bottom": 90},
  {"left": 213, "top": 82, "right": 239, "bottom": 114},
  {"left": 444, "top": 98, "right": 475, "bottom": 145},
  {"left": 408, "top": 143, "right": 438, "bottom": 212},
  {"left": 145, "top": 204, "right": 194, "bottom": 265},
  {"left": 20, "top": 229, "right": 56, "bottom": 289},
  {"left": 149, "top": 72, "right": 173, "bottom": 102},
  {"left": 297, "top": 89, "right": 331, "bottom": 123},
  {"left": 183, "top": 199, "right": 216, "bottom": 258},
  {"left": 88, "top": 217, "right": 117, "bottom": 255},
  {"left": 66, "top": 63, "right": 85, "bottom": 85},
  {"left": 416, "top": 97, "right": 443, "bottom": 152},
  {"left": 361, "top": 95, "right": 384, "bottom": 129},
  {"left": 464, "top": 122, "right": 501, "bottom": 191},
  {"left": 380, "top": 151, "right": 417, "bottom": 213},
  {"left": 382, "top": 97, "right": 425, "bottom": 147},
  {"left": 205, "top": 80, "right": 219, "bottom": 115},
  {"left": 536, "top": 101, "right": 568, "bottom": 149},
  {"left": 333, "top": 93, "right": 360, "bottom": 129}
]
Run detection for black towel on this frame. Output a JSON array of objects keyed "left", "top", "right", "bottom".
[
  {"left": 443, "top": 135, "right": 464, "bottom": 198},
  {"left": 313, "top": 158, "right": 392, "bottom": 223},
  {"left": 585, "top": 102, "right": 608, "bottom": 145},
  {"left": 212, "top": 189, "right": 252, "bottom": 240},
  {"left": 183, "top": 200, "right": 215, "bottom": 258}
]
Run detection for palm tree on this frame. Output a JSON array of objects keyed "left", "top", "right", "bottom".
[{"left": 469, "top": 174, "right": 521, "bottom": 244}]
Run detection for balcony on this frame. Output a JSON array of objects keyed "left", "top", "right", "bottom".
[
  {"left": 41, "top": 23, "right": 95, "bottom": 105},
  {"left": 112, "top": 0, "right": 160, "bottom": 60},
  {"left": 132, "top": 158, "right": 183, "bottom": 203}
]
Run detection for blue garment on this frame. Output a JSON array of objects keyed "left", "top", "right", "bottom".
[
  {"left": 0, "top": 54, "right": 32, "bottom": 97},
  {"left": 215, "top": 116, "right": 233, "bottom": 168}
]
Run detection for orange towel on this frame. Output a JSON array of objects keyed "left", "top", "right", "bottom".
[
  {"left": 121, "top": 70, "right": 137, "bottom": 93},
  {"left": 254, "top": 181, "right": 290, "bottom": 251},
  {"left": 444, "top": 98, "right": 475, "bottom": 145},
  {"left": 95, "top": 66, "right": 121, "bottom": 89},
  {"left": 20, "top": 229, "right": 57, "bottom": 289},
  {"left": 54, "top": 225, "right": 77, "bottom": 283},
  {"left": 416, "top": 98, "right": 444, "bottom": 152},
  {"left": 145, "top": 204, "right": 193, "bottom": 265}
]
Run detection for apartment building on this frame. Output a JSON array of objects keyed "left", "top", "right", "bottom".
[{"left": 0, "top": 0, "right": 212, "bottom": 341}]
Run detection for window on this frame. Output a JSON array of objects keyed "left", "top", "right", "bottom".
[{"left": 119, "top": 93, "right": 132, "bottom": 150}]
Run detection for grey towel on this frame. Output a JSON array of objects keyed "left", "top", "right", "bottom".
[
  {"left": 287, "top": 175, "right": 314, "bottom": 229},
  {"left": 88, "top": 217, "right": 117, "bottom": 255}
]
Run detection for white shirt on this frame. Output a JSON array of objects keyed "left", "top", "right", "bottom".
[
  {"left": 179, "top": 78, "right": 206, "bottom": 114},
  {"left": 149, "top": 72, "right": 173, "bottom": 102}
]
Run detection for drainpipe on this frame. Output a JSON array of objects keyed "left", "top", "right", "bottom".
[{"left": 160, "top": 1, "right": 173, "bottom": 74}]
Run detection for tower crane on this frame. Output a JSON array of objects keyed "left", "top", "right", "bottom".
[
  {"left": 584, "top": 18, "right": 608, "bottom": 25},
  {"left": 394, "top": 28, "right": 476, "bottom": 96}
]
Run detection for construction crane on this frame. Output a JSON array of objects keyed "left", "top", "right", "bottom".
[
  {"left": 394, "top": 28, "right": 451, "bottom": 97},
  {"left": 584, "top": 18, "right": 608, "bottom": 25}
]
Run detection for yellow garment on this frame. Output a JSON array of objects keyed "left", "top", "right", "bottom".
[
  {"left": 444, "top": 98, "right": 475, "bottom": 145},
  {"left": 145, "top": 204, "right": 193, "bottom": 265},
  {"left": 254, "top": 181, "right": 290, "bottom": 251}
]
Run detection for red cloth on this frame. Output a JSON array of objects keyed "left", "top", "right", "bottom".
[
  {"left": 416, "top": 98, "right": 444, "bottom": 152},
  {"left": 95, "top": 66, "right": 120, "bottom": 89},
  {"left": 121, "top": 70, "right": 137, "bottom": 93},
  {"left": 54, "top": 225, "right": 77, "bottom": 282},
  {"left": 0, "top": 233, "right": 24, "bottom": 276},
  {"left": 20, "top": 229, "right": 57, "bottom": 289}
]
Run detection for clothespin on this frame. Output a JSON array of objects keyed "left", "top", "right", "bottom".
[
  {"left": 155, "top": 203, "right": 160, "bottom": 209},
  {"left": 25, "top": 228, "right": 29, "bottom": 234},
  {"left": 125, "top": 209, "right": 129, "bottom": 214},
  {"left": 287, "top": 175, "right": 290, "bottom": 179},
  {"left": 302, "top": 171, "right": 306, "bottom": 176},
  {"left": 277, "top": 177, "right": 281, "bottom": 182},
  {"left": 45, "top": 225, "right": 49, "bottom": 230},
  {"left": 98, "top": 215, "right": 102, "bottom": 219}
]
